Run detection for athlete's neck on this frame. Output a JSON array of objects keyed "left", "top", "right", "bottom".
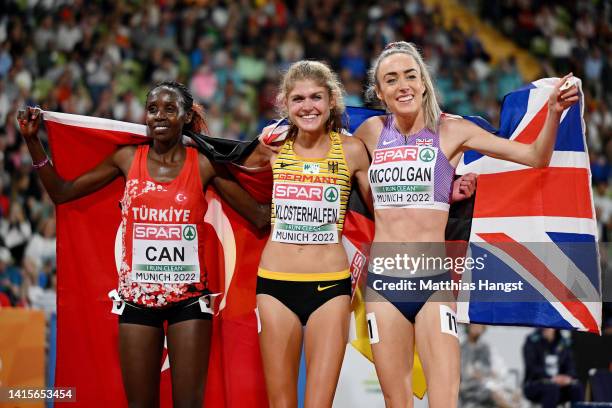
[
  {"left": 393, "top": 111, "right": 425, "bottom": 135},
  {"left": 151, "top": 138, "right": 184, "bottom": 163},
  {"left": 293, "top": 129, "right": 330, "bottom": 158},
  {"left": 295, "top": 129, "right": 329, "bottom": 149}
]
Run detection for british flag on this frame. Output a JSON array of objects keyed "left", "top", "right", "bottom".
[{"left": 456, "top": 78, "right": 602, "bottom": 334}]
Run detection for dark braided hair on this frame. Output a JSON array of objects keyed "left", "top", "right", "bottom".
[{"left": 147, "top": 81, "right": 209, "bottom": 135}]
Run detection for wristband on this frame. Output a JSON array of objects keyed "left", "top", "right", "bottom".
[{"left": 32, "top": 157, "right": 50, "bottom": 170}]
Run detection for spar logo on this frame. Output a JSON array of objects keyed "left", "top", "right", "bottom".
[
  {"left": 419, "top": 147, "right": 435, "bottom": 162},
  {"left": 350, "top": 251, "right": 365, "bottom": 280},
  {"left": 372, "top": 146, "right": 418, "bottom": 164},
  {"left": 183, "top": 225, "right": 196, "bottom": 241},
  {"left": 324, "top": 186, "right": 339, "bottom": 202},
  {"left": 274, "top": 183, "right": 323, "bottom": 201},
  {"left": 134, "top": 224, "right": 182, "bottom": 240}
]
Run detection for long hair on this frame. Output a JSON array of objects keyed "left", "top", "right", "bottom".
[
  {"left": 275, "top": 60, "right": 347, "bottom": 138},
  {"left": 366, "top": 42, "right": 442, "bottom": 132}
]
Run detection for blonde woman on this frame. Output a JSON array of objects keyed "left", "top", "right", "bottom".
[
  {"left": 355, "top": 41, "right": 578, "bottom": 407},
  {"left": 255, "top": 60, "right": 372, "bottom": 408}
]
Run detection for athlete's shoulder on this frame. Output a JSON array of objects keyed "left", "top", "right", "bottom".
[
  {"left": 353, "top": 115, "right": 386, "bottom": 151},
  {"left": 113, "top": 144, "right": 139, "bottom": 164},
  {"left": 440, "top": 113, "right": 476, "bottom": 128},
  {"left": 340, "top": 134, "right": 368, "bottom": 156},
  {"left": 195, "top": 149, "right": 213, "bottom": 169},
  {"left": 439, "top": 113, "right": 475, "bottom": 139},
  {"left": 340, "top": 135, "right": 369, "bottom": 174},
  {"left": 355, "top": 115, "right": 386, "bottom": 134},
  {"left": 116, "top": 144, "right": 138, "bottom": 155}
]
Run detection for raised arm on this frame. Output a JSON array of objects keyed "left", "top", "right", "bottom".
[
  {"left": 199, "top": 154, "right": 270, "bottom": 230},
  {"left": 453, "top": 74, "right": 579, "bottom": 168},
  {"left": 18, "top": 107, "right": 130, "bottom": 204}
]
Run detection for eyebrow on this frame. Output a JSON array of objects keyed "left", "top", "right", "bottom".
[
  {"left": 291, "top": 91, "right": 324, "bottom": 98},
  {"left": 383, "top": 68, "right": 418, "bottom": 78}
]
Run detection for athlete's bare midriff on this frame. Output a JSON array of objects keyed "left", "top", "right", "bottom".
[
  {"left": 259, "top": 240, "right": 350, "bottom": 273},
  {"left": 373, "top": 207, "right": 449, "bottom": 243}
]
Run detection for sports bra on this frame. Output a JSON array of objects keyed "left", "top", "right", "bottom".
[
  {"left": 368, "top": 115, "right": 454, "bottom": 211},
  {"left": 271, "top": 131, "right": 351, "bottom": 244}
]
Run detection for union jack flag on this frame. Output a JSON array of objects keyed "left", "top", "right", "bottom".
[
  {"left": 456, "top": 78, "right": 601, "bottom": 334},
  {"left": 415, "top": 138, "right": 433, "bottom": 146}
]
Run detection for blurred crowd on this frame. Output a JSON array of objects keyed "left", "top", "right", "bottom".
[
  {"left": 0, "top": 0, "right": 610, "bottom": 317},
  {"left": 0, "top": 1, "right": 611, "bottom": 404}
]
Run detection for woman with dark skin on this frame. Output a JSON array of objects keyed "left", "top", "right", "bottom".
[{"left": 18, "top": 82, "right": 269, "bottom": 408}]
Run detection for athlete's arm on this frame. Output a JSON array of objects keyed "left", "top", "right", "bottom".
[
  {"left": 344, "top": 137, "right": 374, "bottom": 215},
  {"left": 241, "top": 124, "right": 281, "bottom": 168},
  {"left": 200, "top": 155, "right": 270, "bottom": 230},
  {"left": 18, "top": 107, "right": 130, "bottom": 204},
  {"left": 353, "top": 116, "right": 385, "bottom": 156},
  {"left": 451, "top": 74, "right": 578, "bottom": 168}
]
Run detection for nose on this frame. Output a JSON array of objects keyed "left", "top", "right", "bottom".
[
  {"left": 302, "top": 98, "right": 314, "bottom": 111},
  {"left": 154, "top": 109, "right": 167, "bottom": 120},
  {"left": 397, "top": 77, "right": 410, "bottom": 91}
]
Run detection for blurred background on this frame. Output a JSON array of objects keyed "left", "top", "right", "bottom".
[{"left": 0, "top": 0, "right": 610, "bottom": 406}]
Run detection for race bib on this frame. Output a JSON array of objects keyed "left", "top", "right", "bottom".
[
  {"left": 131, "top": 223, "right": 200, "bottom": 284},
  {"left": 272, "top": 182, "right": 340, "bottom": 244},
  {"left": 369, "top": 146, "right": 437, "bottom": 208}
]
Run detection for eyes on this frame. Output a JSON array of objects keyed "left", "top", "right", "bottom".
[
  {"left": 290, "top": 94, "right": 323, "bottom": 103},
  {"left": 147, "top": 104, "right": 179, "bottom": 114},
  {"left": 385, "top": 74, "right": 418, "bottom": 85}
]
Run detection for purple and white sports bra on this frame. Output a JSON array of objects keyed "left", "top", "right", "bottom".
[{"left": 368, "top": 115, "right": 455, "bottom": 211}]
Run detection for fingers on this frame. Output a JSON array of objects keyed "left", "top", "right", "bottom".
[
  {"left": 557, "top": 73, "right": 574, "bottom": 91},
  {"left": 17, "top": 106, "right": 42, "bottom": 138},
  {"left": 550, "top": 75, "right": 580, "bottom": 112},
  {"left": 28, "top": 106, "right": 41, "bottom": 120},
  {"left": 456, "top": 173, "right": 477, "bottom": 198},
  {"left": 17, "top": 106, "right": 41, "bottom": 124},
  {"left": 258, "top": 124, "right": 275, "bottom": 141},
  {"left": 461, "top": 172, "right": 478, "bottom": 182},
  {"left": 263, "top": 144, "right": 281, "bottom": 153}
]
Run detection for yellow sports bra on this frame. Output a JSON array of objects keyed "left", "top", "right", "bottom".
[{"left": 271, "top": 131, "right": 351, "bottom": 245}]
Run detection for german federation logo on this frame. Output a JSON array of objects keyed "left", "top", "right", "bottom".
[
  {"left": 324, "top": 186, "right": 339, "bottom": 202},
  {"left": 303, "top": 162, "right": 320, "bottom": 174},
  {"left": 419, "top": 147, "right": 435, "bottom": 162},
  {"left": 183, "top": 225, "right": 196, "bottom": 241},
  {"left": 328, "top": 160, "right": 339, "bottom": 174}
]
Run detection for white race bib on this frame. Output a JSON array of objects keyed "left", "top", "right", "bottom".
[
  {"left": 369, "top": 146, "right": 437, "bottom": 208},
  {"left": 272, "top": 182, "right": 340, "bottom": 244},
  {"left": 131, "top": 223, "right": 200, "bottom": 284}
]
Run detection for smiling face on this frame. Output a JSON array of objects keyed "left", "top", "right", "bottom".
[
  {"left": 145, "top": 87, "right": 192, "bottom": 142},
  {"left": 286, "top": 79, "right": 334, "bottom": 136},
  {"left": 375, "top": 53, "right": 426, "bottom": 117}
]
